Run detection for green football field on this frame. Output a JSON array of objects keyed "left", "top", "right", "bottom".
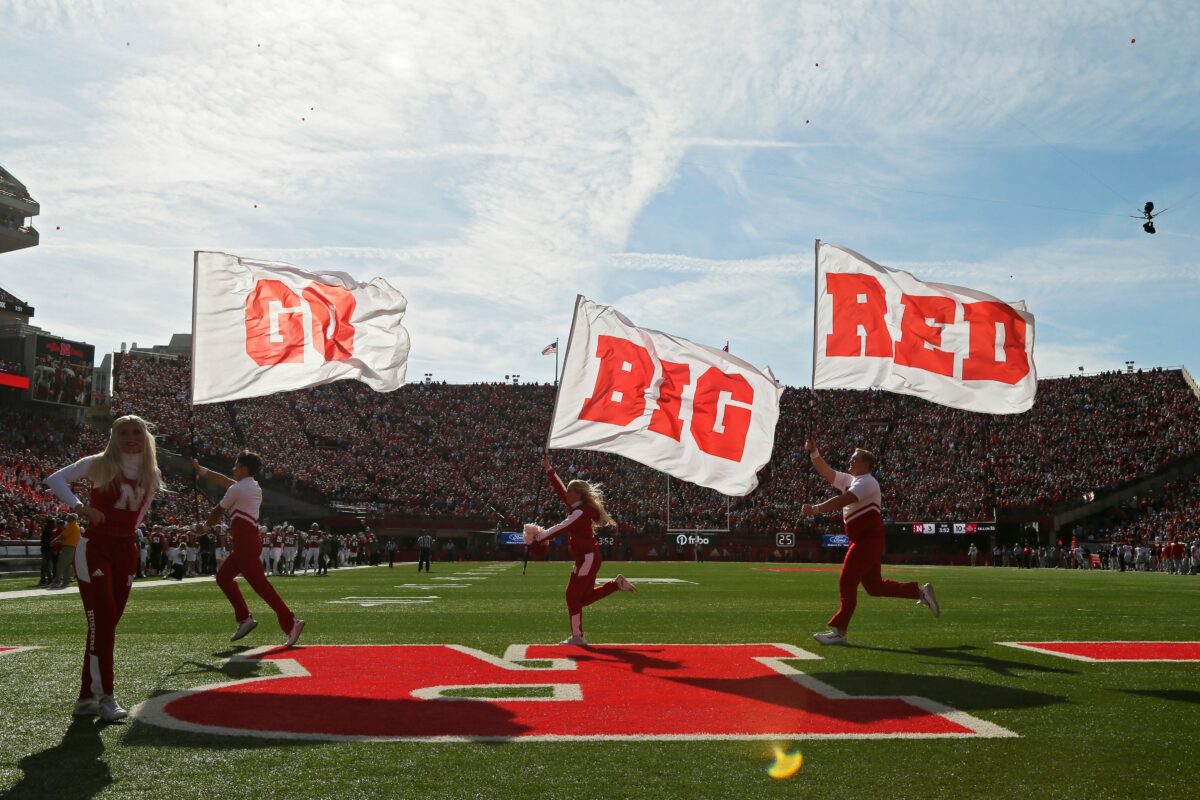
[{"left": 0, "top": 560, "right": 1195, "bottom": 800}]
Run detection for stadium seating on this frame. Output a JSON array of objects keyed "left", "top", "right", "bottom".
[{"left": 102, "top": 354, "right": 1200, "bottom": 534}]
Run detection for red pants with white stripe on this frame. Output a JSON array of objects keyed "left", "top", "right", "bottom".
[
  {"left": 74, "top": 535, "right": 137, "bottom": 699},
  {"left": 565, "top": 550, "right": 620, "bottom": 638},
  {"left": 828, "top": 536, "right": 920, "bottom": 632},
  {"left": 217, "top": 528, "right": 296, "bottom": 634}
]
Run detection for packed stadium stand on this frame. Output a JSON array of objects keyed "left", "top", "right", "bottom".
[
  {"left": 104, "top": 353, "right": 1200, "bottom": 530},
  {"left": 3, "top": 351, "right": 1198, "bottom": 568}
]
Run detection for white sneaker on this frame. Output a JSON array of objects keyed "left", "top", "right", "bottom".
[
  {"left": 284, "top": 619, "right": 305, "bottom": 648},
  {"left": 560, "top": 635, "right": 589, "bottom": 645},
  {"left": 613, "top": 574, "right": 638, "bottom": 593},
  {"left": 812, "top": 629, "right": 849, "bottom": 646},
  {"left": 72, "top": 697, "right": 99, "bottom": 717},
  {"left": 97, "top": 695, "right": 128, "bottom": 722},
  {"left": 918, "top": 583, "right": 940, "bottom": 618},
  {"left": 230, "top": 617, "right": 258, "bottom": 642}
]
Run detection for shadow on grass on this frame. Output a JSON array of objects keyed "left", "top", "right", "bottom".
[
  {"left": 803, "top": 670, "right": 1071, "bottom": 712},
  {"left": 667, "top": 666, "right": 1069, "bottom": 715},
  {"left": 1118, "top": 689, "right": 1200, "bottom": 705},
  {"left": 848, "top": 644, "right": 1078, "bottom": 677},
  {"left": 123, "top": 689, "right": 533, "bottom": 748},
  {"left": 2, "top": 717, "right": 111, "bottom": 800}
]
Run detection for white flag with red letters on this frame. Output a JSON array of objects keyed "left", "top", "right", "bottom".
[
  {"left": 813, "top": 242, "right": 1036, "bottom": 414},
  {"left": 548, "top": 296, "right": 782, "bottom": 496},
  {"left": 191, "top": 251, "right": 409, "bottom": 404}
]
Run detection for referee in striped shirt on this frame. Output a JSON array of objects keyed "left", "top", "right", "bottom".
[{"left": 417, "top": 531, "right": 434, "bottom": 572}]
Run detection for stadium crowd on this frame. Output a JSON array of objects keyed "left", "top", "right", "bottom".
[
  {"left": 101, "top": 355, "right": 1200, "bottom": 537},
  {"left": 3, "top": 357, "right": 1198, "bottom": 570}
]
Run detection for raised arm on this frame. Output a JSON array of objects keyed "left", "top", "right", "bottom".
[
  {"left": 804, "top": 438, "right": 837, "bottom": 485},
  {"left": 193, "top": 459, "right": 235, "bottom": 490},
  {"left": 541, "top": 454, "right": 570, "bottom": 505}
]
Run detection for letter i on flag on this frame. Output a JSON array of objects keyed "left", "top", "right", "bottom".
[
  {"left": 191, "top": 252, "right": 410, "bottom": 404},
  {"left": 812, "top": 242, "right": 1036, "bottom": 414},
  {"left": 547, "top": 296, "right": 782, "bottom": 496}
]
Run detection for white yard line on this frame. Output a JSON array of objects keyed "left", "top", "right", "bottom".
[{"left": 0, "top": 564, "right": 385, "bottom": 602}]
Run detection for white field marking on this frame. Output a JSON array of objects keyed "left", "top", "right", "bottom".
[
  {"left": 131, "top": 642, "right": 1017, "bottom": 742},
  {"left": 433, "top": 576, "right": 477, "bottom": 581},
  {"left": 0, "top": 563, "right": 386, "bottom": 602},
  {"left": 0, "top": 646, "right": 43, "bottom": 656},
  {"left": 411, "top": 683, "right": 583, "bottom": 702},
  {"left": 394, "top": 584, "right": 469, "bottom": 589},
  {"left": 622, "top": 578, "right": 698, "bottom": 585},
  {"left": 328, "top": 596, "right": 439, "bottom": 607},
  {"left": 996, "top": 641, "right": 1200, "bottom": 663}
]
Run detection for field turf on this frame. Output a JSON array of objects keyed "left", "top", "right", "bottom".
[{"left": 0, "top": 560, "right": 1195, "bottom": 799}]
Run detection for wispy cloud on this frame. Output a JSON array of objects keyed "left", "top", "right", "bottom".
[{"left": 1, "top": 0, "right": 1197, "bottom": 387}]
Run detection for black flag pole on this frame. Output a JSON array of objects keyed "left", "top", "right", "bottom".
[
  {"left": 809, "top": 239, "right": 820, "bottom": 439},
  {"left": 189, "top": 412, "right": 201, "bottom": 526},
  {"left": 189, "top": 251, "right": 202, "bottom": 527}
]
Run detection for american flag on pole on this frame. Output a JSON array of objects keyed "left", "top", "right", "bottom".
[{"left": 541, "top": 342, "right": 558, "bottom": 356}]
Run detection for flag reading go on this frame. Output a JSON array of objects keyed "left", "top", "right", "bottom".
[
  {"left": 191, "top": 251, "right": 410, "bottom": 404},
  {"left": 548, "top": 296, "right": 782, "bottom": 496},
  {"left": 813, "top": 242, "right": 1036, "bottom": 414}
]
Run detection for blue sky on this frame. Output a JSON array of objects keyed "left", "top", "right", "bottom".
[{"left": 1, "top": 1, "right": 1197, "bottom": 386}]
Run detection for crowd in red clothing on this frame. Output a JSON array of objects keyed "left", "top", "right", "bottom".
[
  {"left": 0, "top": 408, "right": 105, "bottom": 540},
  {"left": 1075, "top": 470, "right": 1200, "bottom": 546},
  {"left": 99, "top": 353, "right": 1200, "bottom": 540},
  {"left": 4, "top": 354, "right": 1198, "bottom": 548}
]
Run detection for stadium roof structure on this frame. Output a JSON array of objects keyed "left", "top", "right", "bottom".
[
  {"left": 0, "top": 164, "right": 39, "bottom": 255},
  {"left": 0, "top": 283, "right": 34, "bottom": 319}
]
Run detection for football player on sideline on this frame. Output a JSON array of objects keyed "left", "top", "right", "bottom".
[
  {"left": 194, "top": 453, "right": 304, "bottom": 647},
  {"left": 801, "top": 438, "right": 939, "bottom": 645}
]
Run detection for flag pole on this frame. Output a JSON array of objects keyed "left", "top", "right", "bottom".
[
  {"left": 554, "top": 337, "right": 559, "bottom": 387},
  {"left": 190, "top": 251, "right": 201, "bottom": 526},
  {"left": 809, "top": 240, "right": 820, "bottom": 434},
  {"left": 189, "top": 415, "right": 201, "bottom": 526}
]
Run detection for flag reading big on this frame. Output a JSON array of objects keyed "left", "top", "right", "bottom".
[
  {"left": 191, "top": 252, "right": 410, "bottom": 404},
  {"left": 813, "top": 242, "right": 1037, "bottom": 414},
  {"left": 548, "top": 296, "right": 783, "bottom": 496}
]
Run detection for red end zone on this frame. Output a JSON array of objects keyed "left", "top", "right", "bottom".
[
  {"left": 998, "top": 642, "right": 1200, "bottom": 662},
  {"left": 133, "top": 643, "right": 1017, "bottom": 742}
]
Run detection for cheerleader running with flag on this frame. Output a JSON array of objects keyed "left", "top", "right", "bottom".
[
  {"left": 525, "top": 455, "right": 637, "bottom": 645},
  {"left": 195, "top": 452, "right": 304, "bottom": 647},
  {"left": 801, "top": 438, "right": 939, "bottom": 645}
]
